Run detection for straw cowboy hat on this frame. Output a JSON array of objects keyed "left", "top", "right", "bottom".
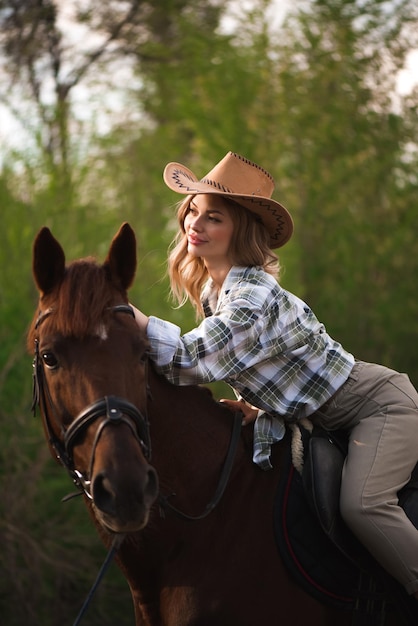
[{"left": 163, "top": 151, "right": 293, "bottom": 248}]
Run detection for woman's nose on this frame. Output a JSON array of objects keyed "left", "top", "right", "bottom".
[{"left": 189, "top": 217, "right": 202, "bottom": 231}]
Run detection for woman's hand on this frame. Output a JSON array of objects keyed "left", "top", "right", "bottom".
[{"left": 220, "top": 398, "right": 259, "bottom": 426}]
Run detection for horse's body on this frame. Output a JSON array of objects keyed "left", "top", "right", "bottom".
[{"left": 28, "top": 223, "right": 404, "bottom": 626}]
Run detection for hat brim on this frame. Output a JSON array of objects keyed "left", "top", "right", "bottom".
[{"left": 164, "top": 162, "right": 293, "bottom": 248}]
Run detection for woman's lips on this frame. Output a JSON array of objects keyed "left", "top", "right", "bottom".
[{"left": 188, "top": 236, "right": 207, "bottom": 245}]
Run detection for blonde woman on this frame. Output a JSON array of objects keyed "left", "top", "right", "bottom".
[{"left": 133, "top": 151, "right": 418, "bottom": 599}]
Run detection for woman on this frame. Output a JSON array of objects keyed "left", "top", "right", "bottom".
[{"left": 133, "top": 151, "right": 418, "bottom": 598}]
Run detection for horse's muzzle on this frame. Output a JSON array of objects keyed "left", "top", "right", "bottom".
[{"left": 92, "top": 463, "right": 159, "bottom": 533}]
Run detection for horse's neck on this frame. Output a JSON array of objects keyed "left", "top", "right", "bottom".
[{"left": 147, "top": 368, "right": 243, "bottom": 508}]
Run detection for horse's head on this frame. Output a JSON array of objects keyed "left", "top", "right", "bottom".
[{"left": 28, "top": 223, "right": 158, "bottom": 534}]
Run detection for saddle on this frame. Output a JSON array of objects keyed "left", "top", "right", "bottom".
[{"left": 274, "top": 423, "right": 418, "bottom": 625}]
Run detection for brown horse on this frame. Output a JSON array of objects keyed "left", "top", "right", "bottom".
[{"left": 28, "top": 223, "right": 410, "bottom": 626}]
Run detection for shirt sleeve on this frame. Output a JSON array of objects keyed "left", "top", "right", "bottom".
[
  {"left": 146, "top": 288, "right": 268, "bottom": 385},
  {"left": 252, "top": 412, "right": 286, "bottom": 470}
]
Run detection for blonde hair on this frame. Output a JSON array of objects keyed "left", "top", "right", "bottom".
[{"left": 168, "top": 195, "right": 281, "bottom": 317}]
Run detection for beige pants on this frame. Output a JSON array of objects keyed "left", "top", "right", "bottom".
[{"left": 313, "top": 361, "right": 418, "bottom": 595}]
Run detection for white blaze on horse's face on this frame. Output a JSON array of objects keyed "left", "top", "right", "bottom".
[{"left": 96, "top": 324, "right": 108, "bottom": 341}]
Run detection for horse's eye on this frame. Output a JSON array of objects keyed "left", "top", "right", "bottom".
[{"left": 42, "top": 351, "right": 59, "bottom": 369}]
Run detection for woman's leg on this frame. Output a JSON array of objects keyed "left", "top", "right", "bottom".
[{"left": 338, "top": 365, "right": 418, "bottom": 594}]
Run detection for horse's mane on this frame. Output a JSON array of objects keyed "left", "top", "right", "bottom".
[{"left": 28, "top": 258, "right": 124, "bottom": 343}]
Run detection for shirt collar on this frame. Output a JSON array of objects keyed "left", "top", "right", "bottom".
[{"left": 201, "top": 266, "right": 254, "bottom": 314}]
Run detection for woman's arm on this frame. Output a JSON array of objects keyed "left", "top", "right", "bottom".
[{"left": 131, "top": 304, "right": 149, "bottom": 331}]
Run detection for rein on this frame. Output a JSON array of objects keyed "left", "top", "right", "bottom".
[
  {"left": 32, "top": 304, "right": 152, "bottom": 625},
  {"left": 72, "top": 533, "right": 125, "bottom": 626},
  {"left": 158, "top": 409, "right": 243, "bottom": 521}
]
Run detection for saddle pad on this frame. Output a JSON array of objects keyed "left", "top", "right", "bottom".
[
  {"left": 273, "top": 433, "right": 418, "bottom": 624},
  {"left": 273, "top": 443, "right": 359, "bottom": 610}
]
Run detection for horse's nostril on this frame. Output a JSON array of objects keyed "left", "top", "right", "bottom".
[
  {"left": 146, "top": 467, "right": 159, "bottom": 502},
  {"left": 92, "top": 472, "right": 117, "bottom": 515}
]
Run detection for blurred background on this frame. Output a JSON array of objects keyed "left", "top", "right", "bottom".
[{"left": 1, "top": 0, "right": 417, "bottom": 623}]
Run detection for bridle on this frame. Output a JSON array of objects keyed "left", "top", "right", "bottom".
[{"left": 32, "top": 304, "right": 151, "bottom": 500}]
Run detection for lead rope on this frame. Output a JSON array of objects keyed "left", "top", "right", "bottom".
[{"left": 72, "top": 533, "right": 125, "bottom": 626}]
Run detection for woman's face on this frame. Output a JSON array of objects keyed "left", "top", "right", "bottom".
[{"left": 183, "top": 194, "right": 235, "bottom": 268}]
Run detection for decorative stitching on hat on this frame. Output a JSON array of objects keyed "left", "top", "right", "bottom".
[
  {"left": 170, "top": 167, "right": 201, "bottom": 193},
  {"left": 200, "top": 178, "right": 233, "bottom": 193},
  {"left": 246, "top": 198, "right": 285, "bottom": 238},
  {"left": 230, "top": 152, "right": 274, "bottom": 183}
]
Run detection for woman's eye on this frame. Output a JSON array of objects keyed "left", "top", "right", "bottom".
[{"left": 42, "top": 351, "right": 59, "bottom": 369}]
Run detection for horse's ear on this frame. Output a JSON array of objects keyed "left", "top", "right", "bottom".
[
  {"left": 33, "top": 227, "right": 66, "bottom": 295},
  {"left": 105, "top": 222, "right": 137, "bottom": 291}
]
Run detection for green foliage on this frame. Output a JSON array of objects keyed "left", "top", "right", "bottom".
[{"left": 0, "top": 432, "right": 134, "bottom": 625}]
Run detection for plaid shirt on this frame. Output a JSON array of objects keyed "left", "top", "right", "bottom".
[{"left": 147, "top": 266, "right": 354, "bottom": 469}]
